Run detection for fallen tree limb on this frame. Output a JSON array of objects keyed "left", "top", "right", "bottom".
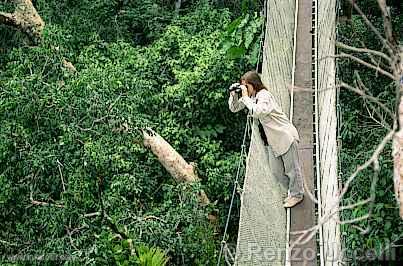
[
  {"left": 30, "top": 199, "right": 64, "bottom": 208},
  {"left": 142, "top": 127, "right": 210, "bottom": 205},
  {"left": 0, "top": 0, "right": 44, "bottom": 42}
]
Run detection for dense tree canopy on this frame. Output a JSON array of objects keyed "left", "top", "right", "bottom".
[
  {"left": 0, "top": 0, "right": 401, "bottom": 265},
  {"left": 0, "top": 0, "right": 263, "bottom": 264}
]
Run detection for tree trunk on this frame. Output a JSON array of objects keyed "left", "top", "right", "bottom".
[
  {"left": 340, "top": 0, "right": 353, "bottom": 21},
  {"left": 0, "top": 0, "right": 44, "bottom": 43},
  {"left": 142, "top": 127, "right": 210, "bottom": 205},
  {"left": 392, "top": 53, "right": 403, "bottom": 219},
  {"left": 376, "top": 0, "right": 403, "bottom": 219}
]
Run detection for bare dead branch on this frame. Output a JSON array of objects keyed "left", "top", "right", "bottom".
[
  {"left": 0, "top": 239, "right": 18, "bottom": 246},
  {"left": 336, "top": 53, "right": 395, "bottom": 80},
  {"left": 143, "top": 215, "right": 167, "bottom": 223},
  {"left": 30, "top": 199, "right": 64, "bottom": 208},
  {"left": 339, "top": 214, "right": 371, "bottom": 225},
  {"left": 142, "top": 127, "right": 210, "bottom": 205},
  {"left": 303, "top": 178, "right": 318, "bottom": 204},
  {"left": 340, "top": 129, "right": 394, "bottom": 201},
  {"left": 339, "top": 198, "right": 372, "bottom": 211},
  {"left": 290, "top": 129, "right": 395, "bottom": 247},
  {"left": 336, "top": 41, "right": 391, "bottom": 62},
  {"left": 347, "top": 0, "right": 393, "bottom": 54},
  {"left": 350, "top": 224, "right": 370, "bottom": 234},
  {"left": 56, "top": 159, "right": 66, "bottom": 192},
  {"left": 289, "top": 225, "right": 318, "bottom": 236},
  {"left": 29, "top": 190, "right": 64, "bottom": 208},
  {"left": 65, "top": 219, "right": 79, "bottom": 251},
  {"left": 290, "top": 226, "right": 318, "bottom": 247},
  {"left": 363, "top": 102, "right": 389, "bottom": 130},
  {"left": 355, "top": 73, "right": 393, "bottom": 129},
  {"left": 289, "top": 225, "right": 319, "bottom": 249},
  {"left": 339, "top": 82, "right": 395, "bottom": 120},
  {"left": 291, "top": 197, "right": 371, "bottom": 245},
  {"left": 83, "top": 212, "right": 101, "bottom": 218},
  {"left": 376, "top": 0, "right": 398, "bottom": 52},
  {"left": 358, "top": 40, "right": 391, "bottom": 76}
]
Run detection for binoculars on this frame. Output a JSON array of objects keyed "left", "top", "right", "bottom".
[{"left": 228, "top": 83, "right": 242, "bottom": 94}]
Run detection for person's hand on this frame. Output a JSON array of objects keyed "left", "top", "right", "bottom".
[{"left": 240, "top": 84, "right": 248, "bottom": 97}]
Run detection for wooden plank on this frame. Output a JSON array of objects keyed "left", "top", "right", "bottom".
[{"left": 290, "top": 0, "right": 317, "bottom": 265}]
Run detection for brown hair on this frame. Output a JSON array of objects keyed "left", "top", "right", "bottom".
[{"left": 240, "top": 70, "right": 267, "bottom": 93}]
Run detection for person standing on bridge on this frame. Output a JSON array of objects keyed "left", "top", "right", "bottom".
[{"left": 228, "top": 70, "right": 305, "bottom": 208}]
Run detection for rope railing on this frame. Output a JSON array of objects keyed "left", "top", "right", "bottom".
[{"left": 217, "top": 116, "right": 251, "bottom": 266}]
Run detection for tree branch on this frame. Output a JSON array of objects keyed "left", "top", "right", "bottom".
[
  {"left": 336, "top": 41, "right": 391, "bottom": 62},
  {"left": 142, "top": 127, "right": 210, "bottom": 205},
  {"left": 336, "top": 53, "right": 395, "bottom": 80},
  {"left": 289, "top": 129, "right": 395, "bottom": 247},
  {"left": 346, "top": 0, "right": 393, "bottom": 54},
  {"left": 376, "top": 0, "right": 398, "bottom": 53},
  {"left": 339, "top": 82, "right": 395, "bottom": 119}
]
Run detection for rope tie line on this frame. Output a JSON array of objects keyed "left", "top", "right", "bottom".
[{"left": 217, "top": 115, "right": 253, "bottom": 265}]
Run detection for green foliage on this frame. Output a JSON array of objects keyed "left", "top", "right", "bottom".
[
  {"left": 219, "top": 11, "right": 264, "bottom": 66},
  {"left": 5, "top": 0, "right": 401, "bottom": 265},
  {"left": 0, "top": 0, "right": 259, "bottom": 265},
  {"left": 0, "top": 1, "right": 15, "bottom": 13},
  {"left": 110, "top": 239, "right": 169, "bottom": 266},
  {"left": 135, "top": 245, "right": 169, "bottom": 266}
]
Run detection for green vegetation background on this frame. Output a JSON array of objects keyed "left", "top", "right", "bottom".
[
  {"left": 337, "top": 2, "right": 402, "bottom": 264},
  {"left": 0, "top": 0, "right": 262, "bottom": 265},
  {"left": 0, "top": 0, "right": 401, "bottom": 265}
]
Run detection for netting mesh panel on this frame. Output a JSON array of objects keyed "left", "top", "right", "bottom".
[
  {"left": 317, "top": 0, "right": 341, "bottom": 264},
  {"left": 261, "top": 0, "right": 296, "bottom": 118},
  {"left": 234, "top": 118, "right": 288, "bottom": 266}
]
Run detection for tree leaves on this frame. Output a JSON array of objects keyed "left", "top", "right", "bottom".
[
  {"left": 227, "top": 46, "right": 246, "bottom": 59},
  {"left": 225, "top": 16, "right": 242, "bottom": 34},
  {"left": 0, "top": 1, "right": 249, "bottom": 264},
  {"left": 219, "top": 11, "right": 263, "bottom": 64}
]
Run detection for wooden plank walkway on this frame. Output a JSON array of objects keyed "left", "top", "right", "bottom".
[{"left": 290, "top": 0, "right": 317, "bottom": 265}]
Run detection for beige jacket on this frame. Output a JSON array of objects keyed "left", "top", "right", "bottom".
[{"left": 228, "top": 89, "right": 300, "bottom": 157}]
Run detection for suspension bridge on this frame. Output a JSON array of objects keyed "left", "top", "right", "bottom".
[{"left": 218, "top": 0, "right": 341, "bottom": 265}]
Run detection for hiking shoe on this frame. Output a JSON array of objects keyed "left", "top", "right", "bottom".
[
  {"left": 283, "top": 195, "right": 304, "bottom": 208},
  {"left": 283, "top": 193, "right": 304, "bottom": 202}
]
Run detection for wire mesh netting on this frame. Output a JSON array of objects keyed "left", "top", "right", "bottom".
[{"left": 234, "top": 118, "right": 288, "bottom": 266}]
